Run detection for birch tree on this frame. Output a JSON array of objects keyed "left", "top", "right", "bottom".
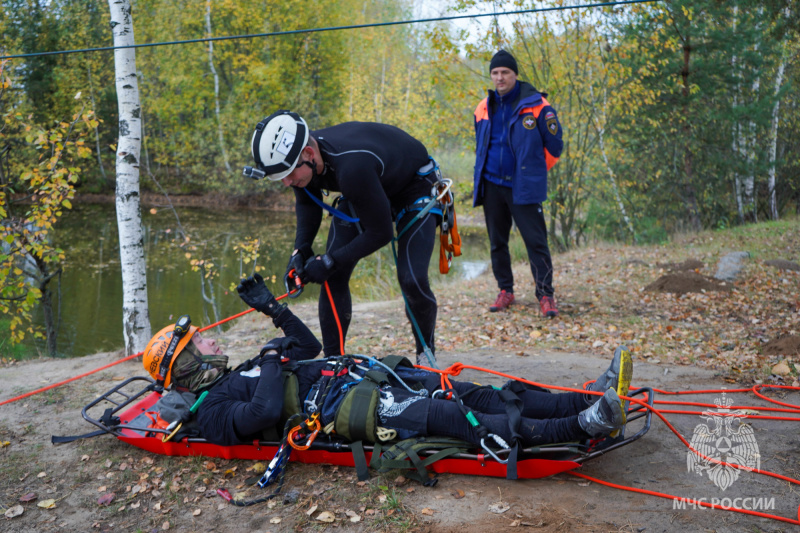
[
  {"left": 108, "top": 0, "right": 151, "bottom": 355},
  {"left": 205, "top": 0, "right": 231, "bottom": 174},
  {"left": 767, "top": 50, "right": 785, "bottom": 221}
]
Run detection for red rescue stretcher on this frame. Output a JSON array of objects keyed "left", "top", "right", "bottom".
[{"left": 79, "top": 375, "right": 654, "bottom": 481}]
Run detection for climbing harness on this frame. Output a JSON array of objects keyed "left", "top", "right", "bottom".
[
  {"left": 303, "top": 187, "right": 360, "bottom": 223},
  {"left": 389, "top": 158, "right": 462, "bottom": 369}
]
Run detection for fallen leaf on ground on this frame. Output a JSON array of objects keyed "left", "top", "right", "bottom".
[
  {"left": 316, "top": 511, "right": 335, "bottom": 522},
  {"left": 269, "top": 517, "right": 281, "bottom": 524},
  {"left": 4, "top": 505, "right": 23, "bottom": 518},
  {"left": 162, "top": 521, "right": 170, "bottom": 530},
  {"left": 97, "top": 493, "right": 115, "bottom": 506},
  {"left": 37, "top": 472, "right": 46, "bottom": 478},
  {"left": 19, "top": 492, "right": 37, "bottom": 502},
  {"left": 451, "top": 489, "right": 465, "bottom": 499},
  {"left": 421, "top": 508, "right": 434, "bottom": 515},
  {"left": 489, "top": 501, "right": 510, "bottom": 514},
  {"left": 306, "top": 504, "right": 318, "bottom": 515},
  {"left": 0, "top": 441, "right": 10, "bottom": 448},
  {"left": 192, "top": 509, "right": 201, "bottom": 516},
  {"left": 37, "top": 499, "right": 56, "bottom": 509}
]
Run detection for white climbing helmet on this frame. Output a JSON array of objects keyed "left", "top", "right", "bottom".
[{"left": 250, "top": 110, "right": 309, "bottom": 181}]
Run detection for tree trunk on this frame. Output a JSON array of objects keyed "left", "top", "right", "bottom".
[
  {"left": 730, "top": 5, "right": 744, "bottom": 223},
  {"left": 681, "top": 37, "right": 701, "bottom": 231},
  {"left": 108, "top": 0, "right": 151, "bottom": 355},
  {"left": 767, "top": 9, "right": 789, "bottom": 221},
  {"left": 86, "top": 64, "right": 107, "bottom": 184},
  {"left": 205, "top": 0, "right": 232, "bottom": 174}
]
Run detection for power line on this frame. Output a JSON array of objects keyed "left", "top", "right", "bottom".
[{"left": 0, "top": 0, "right": 658, "bottom": 61}]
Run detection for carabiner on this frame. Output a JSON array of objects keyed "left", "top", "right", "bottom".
[
  {"left": 286, "top": 268, "right": 304, "bottom": 299},
  {"left": 480, "top": 436, "right": 510, "bottom": 464},
  {"left": 287, "top": 416, "right": 321, "bottom": 450},
  {"left": 432, "top": 179, "right": 453, "bottom": 205}
]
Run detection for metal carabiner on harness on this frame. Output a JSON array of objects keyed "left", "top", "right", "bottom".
[
  {"left": 432, "top": 178, "right": 453, "bottom": 206},
  {"left": 287, "top": 414, "right": 321, "bottom": 450},
  {"left": 480, "top": 434, "right": 511, "bottom": 464}
]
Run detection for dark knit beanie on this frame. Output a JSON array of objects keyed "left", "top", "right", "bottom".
[{"left": 489, "top": 50, "right": 518, "bottom": 74}]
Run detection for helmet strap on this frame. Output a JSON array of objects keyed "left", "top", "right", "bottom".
[{"left": 156, "top": 314, "right": 192, "bottom": 389}]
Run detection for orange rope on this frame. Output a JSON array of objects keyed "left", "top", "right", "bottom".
[
  {"left": 0, "top": 290, "right": 295, "bottom": 407},
  {"left": 323, "top": 280, "right": 345, "bottom": 356},
  {"left": 567, "top": 471, "right": 800, "bottom": 526},
  {"left": 414, "top": 361, "right": 800, "bottom": 525}
]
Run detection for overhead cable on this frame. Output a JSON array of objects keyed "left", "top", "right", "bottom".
[{"left": 0, "top": 0, "right": 659, "bottom": 61}]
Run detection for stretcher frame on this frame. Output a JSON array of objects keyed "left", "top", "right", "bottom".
[{"left": 82, "top": 376, "right": 654, "bottom": 480}]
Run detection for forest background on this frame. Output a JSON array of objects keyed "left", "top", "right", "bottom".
[{"left": 0, "top": 0, "right": 799, "bottom": 356}]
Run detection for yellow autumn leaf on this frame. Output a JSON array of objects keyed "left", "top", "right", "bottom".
[{"left": 37, "top": 499, "right": 56, "bottom": 509}]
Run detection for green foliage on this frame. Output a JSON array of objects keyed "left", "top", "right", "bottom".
[
  {"left": 0, "top": 61, "right": 93, "bottom": 349},
  {"left": 0, "top": 0, "right": 798, "bottom": 239}
]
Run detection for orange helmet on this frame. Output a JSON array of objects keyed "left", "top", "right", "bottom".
[{"left": 142, "top": 324, "right": 198, "bottom": 388}]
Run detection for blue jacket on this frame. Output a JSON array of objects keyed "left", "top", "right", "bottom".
[{"left": 473, "top": 81, "right": 563, "bottom": 206}]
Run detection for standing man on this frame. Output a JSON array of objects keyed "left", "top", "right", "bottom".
[
  {"left": 473, "top": 50, "right": 564, "bottom": 317},
  {"left": 245, "top": 111, "right": 441, "bottom": 365}
]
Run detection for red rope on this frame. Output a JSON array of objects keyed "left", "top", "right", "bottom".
[
  {"left": 414, "top": 361, "right": 800, "bottom": 525},
  {"left": 0, "top": 290, "right": 295, "bottom": 407},
  {"left": 567, "top": 471, "right": 800, "bottom": 526},
  {"left": 323, "top": 280, "right": 345, "bottom": 356}
]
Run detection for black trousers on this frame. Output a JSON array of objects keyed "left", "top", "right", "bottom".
[
  {"left": 482, "top": 181, "right": 554, "bottom": 300},
  {"left": 378, "top": 380, "right": 587, "bottom": 447},
  {"left": 319, "top": 204, "right": 437, "bottom": 356}
]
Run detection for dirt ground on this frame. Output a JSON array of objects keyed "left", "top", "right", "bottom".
[{"left": 2, "top": 297, "right": 799, "bottom": 533}]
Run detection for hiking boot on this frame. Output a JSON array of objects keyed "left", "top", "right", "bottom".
[
  {"left": 578, "top": 388, "right": 625, "bottom": 438},
  {"left": 585, "top": 345, "right": 633, "bottom": 405},
  {"left": 489, "top": 290, "right": 515, "bottom": 312},
  {"left": 539, "top": 296, "right": 558, "bottom": 318}
]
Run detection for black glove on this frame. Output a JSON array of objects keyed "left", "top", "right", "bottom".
[
  {"left": 303, "top": 254, "right": 335, "bottom": 284},
  {"left": 284, "top": 244, "right": 314, "bottom": 293},
  {"left": 259, "top": 336, "right": 299, "bottom": 359},
  {"left": 236, "top": 273, "right": 286, "bottom": 318}
]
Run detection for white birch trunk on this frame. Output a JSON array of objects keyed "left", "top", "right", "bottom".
[
  {"left": 597, "top": 89, "right": 635, "bottom": 241},
  {"left": 205, "top": 0, "right": 231, "bottom": 174},
  {"left": 768, "top": 12, "right": 788, "bottom": 221},
  {"left": 743, "top": 6, "right": 763, "bottom": 221},
  {"left": 108, "top": 0, "right": 151, "bottom": 355},
  {"left": 731, "top": 5, "right": 744, "bottom": 222}
]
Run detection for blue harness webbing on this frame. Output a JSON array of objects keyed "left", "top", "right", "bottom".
[{"left": 304, "top": 188, "right": 360, "bottom": 223}]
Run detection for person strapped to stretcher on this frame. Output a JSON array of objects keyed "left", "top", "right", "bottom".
[{"left": 142, "top": 274, "right": 633, "bottom": 461}]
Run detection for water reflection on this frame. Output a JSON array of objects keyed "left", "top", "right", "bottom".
[{"left": 40, "top": 204, "right": 488, "bottom": 356}]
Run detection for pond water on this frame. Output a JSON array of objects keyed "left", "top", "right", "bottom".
[{"left": 37, "top": 204, "right": 489, "bottom": 357}]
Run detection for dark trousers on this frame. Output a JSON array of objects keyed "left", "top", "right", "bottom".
[
  {"left": 319, "top": 204, "right": 437, "bottom": 356},
  {"left": 379, "top": 381, "right": 587, "bottom": 447},
  {"left": 482, "top": 181, "right": 554, "bottom": 300}
]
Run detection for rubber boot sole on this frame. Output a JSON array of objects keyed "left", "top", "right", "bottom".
[{"left": 610, "top": 346, "right": 633, "bottom": 438}]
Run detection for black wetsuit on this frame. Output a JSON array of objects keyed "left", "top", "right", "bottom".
[
  {"left": 196, "top": 311, "right": 589, "bottom": 447},
  {"left": 292, "top": 122, "right": 439, "bottom": 356},
  {"left": 196, "top": 311, "right": 322, "bottom": 446}
]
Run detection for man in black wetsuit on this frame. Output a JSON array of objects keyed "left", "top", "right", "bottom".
[
  {"left": 245, "top": 111, "right": 440, "bottom": 365},
  {"left": 143, "top": 275, "right": 633, "bottom": 450}
]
